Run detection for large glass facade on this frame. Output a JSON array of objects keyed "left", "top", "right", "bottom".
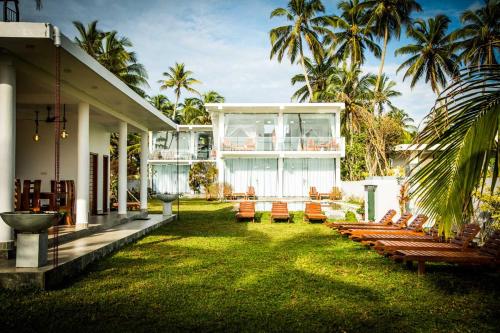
[
  {"left": 151, "top": 164, "right": 191, "bottom": 194},
  {"left": 223, "top": 114, "right": 278, "bottom": 151},
  {"left": 151, "top": 130, "right": 213, "bottom": 160},
  {"left": 224, "top": 158, "right": 278, "bottom": 196},
  {"left": 283, "top": 113, "right": 337, "bottom": 151},
  {"left": 283, "top": 158, "right": 336, "bottom": 196}
]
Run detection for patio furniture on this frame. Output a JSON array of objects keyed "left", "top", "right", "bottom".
[
  {"left": 244, "top": 138, "right": 256, "bottom": 151},
  {"left": 304, "top": 202, "right": 327, "bottom": 223},
  {"left": 348, "top": 215, "right": 429, "bottom": 241},
  {"left": 309, "top": 187, "right": 319, "bottom": 200},
  {"left": 392, "top": 230, "right": 500, "bottom": 275},
  {"left": 49, "top": 180, "right": 75, "bottom": 224},
  {"left": 236, "top": 201, "right": 255, "bottom": 222},
  {"left": 338, "top": 212, "right": 412, "bottom": 231},
  {"left": 224, "top": 186, "right": 234, "bottom": 200},
  {"left": 373, "top": 223, "right": 481, "bottom": 255},
  {"left": 223, "top": 138, "right": 233, "bottom": 150},
  {"left": 246, "top": 186, "right": 256, "bottom": 200},
  {"left": 271, "top": 202, "right": 290, "bottom": 223},
  {"left": 21, "top": 179, "right": 41, "bottom": 212},
  {"left": 360, "top": 228, "right": 440, "bottom": 246},
  {"left": 232, "top": 192, "right": 247, "bottom": 200},
  {"left": 14, "top": 179, "right": 21, "bottom": 211},
  {"left": 326, "top": 209, "right": 396, "bottom": 229},
  {"left": 305, "top": 138, "right": 318, "bottom": 151}
]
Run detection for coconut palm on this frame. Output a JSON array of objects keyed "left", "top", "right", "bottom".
[
  {"left": 364, "top": 0, "right": 422, "bottom": 108},
  {"left": 409, "top": 65, "right": 500, "bottom": 236},
  {"left": 387, "top": 108, "right": 417, "bottom": 132},
  {"left": 159, "top": 63, "right": 201, "bottom": 121},
  {"left": 452, "top": 0, "right": 499, "bottom": 66},
  {"left": 367, "top": 74, "right": 401, "bottom": 114},
  {"left": 73, "top": 20, "right": 104, "bottom": 58},
  {"left": 202, "top": 91, "right": 225, "bottom": 104},
  {"left": 291, "top": 56, "right": 339, "bottom": 102},
  {"left": 325, "top": 0, "right": 381, "bottom": 66},
  {"left": 269, "top": 0, "right": 330, "bottom": 100},
  {"left": 148, "top": 94, "right": 174, "bottom": 118},
  {"left": 395, "top": 14, "right": 459, "bottom": 94}
]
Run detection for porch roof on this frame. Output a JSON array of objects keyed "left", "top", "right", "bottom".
[
  {"left": 205, "top": 103, "right": 344, "bottom": 114},
  {"left": 0, "top": 22, "right": 176, "bottom": 131}
]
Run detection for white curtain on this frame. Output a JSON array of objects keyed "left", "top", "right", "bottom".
[
  {"left": 224, "top": 158, "right": 278, "bottom": 197},
  {"left": 283, "top": 158, "right": 336, "bottom": 197},
  {"left": 153, "top": 164, "right": 190, "bottom": 194}
]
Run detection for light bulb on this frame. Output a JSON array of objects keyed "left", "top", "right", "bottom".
[
  {"left": 61, "top": 129, "right": 68, "bottom": 139},
  {"left": 33, "top": 133, "right": 40, "bottom": 142}
]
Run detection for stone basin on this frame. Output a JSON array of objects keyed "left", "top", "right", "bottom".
[
  {"left": 0, "top": 212, "right": 60, "bottom": 233},
  {"left": 154, "top": 193, "right": 179, "bottom": 203}
]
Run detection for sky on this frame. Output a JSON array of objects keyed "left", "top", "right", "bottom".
[{"left": 19, "top": 0, "right": 481, "bottom": 125}]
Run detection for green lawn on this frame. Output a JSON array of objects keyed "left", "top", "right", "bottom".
[{"left": 1, "top": 199, "right": 499, "bottom": 332}]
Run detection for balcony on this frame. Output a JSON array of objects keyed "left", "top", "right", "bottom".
[
  {"left": 149, "top": 149, "right": 215, "bottom": 161},
  {"left": 220, "top": 136, "right": 345, "bottom": 153}
]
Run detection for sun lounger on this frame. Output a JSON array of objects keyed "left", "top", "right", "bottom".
[
  {"left": 236, "top": 201, "right": 255, "bottom": 222},
  {"left": 347, "top": 215, "right": 429, "bottom": 241},
  {"left": 325, "top": 209, "right": 397, "bottom": 229},
  {"left": 304, "top": 202, "right": 327, "bottom": 223},
  {"left": 373, "top": 223, "right": 481, "bottom": 255},
  {"left": 337, "top": 212, "right": 412, "bottom": 231},
  {"left": 392, "top": 230, "right": 500, "bottom": 275},
  {"left": 271, "top": 202, "right": 290, "bottom": 223}
]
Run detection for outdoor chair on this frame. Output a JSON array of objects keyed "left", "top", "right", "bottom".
[
  {"left": 329, "top": 187, "right": 342, "bottom": 200},
  {"left": 337, "top": 212, "right": 412, "bottom": 231},
  {"left": 305, "top": 138, "right": 318, "bottom": 151},
  {"left": 271, "top": 202, "right": 290, "bottom": 223},
  {"left": 304, "top": 202, "right": 327, "bottom": 223},
  {"left": 246, "top": 186, "right": 256, "bottom": 200},
  {"left": 224, "top": 187, "right": 234, "bottom": 200},
  {"left": 326, "top": 209, "right": 397, "bottom": 229},
  {"left": 348, "top": 215, "right": 429, "bottom": 241},
  {"left": 373, "top": 223, "right": 481, "bottom": 256},
  {"left": 244, "top": 138, "right": 256, "bottom": 151},
  {"left": 236, "top": 201, "right": 255, "bottom": 222},
  {"left": 392, "top": 230, "right": 500, "bottom": 275},
  {"left": 309, "top": 187, "right": 319, "bottom": 200},
  {"left": 21, "top": 179, "right": 41, "bottom": 212},
  {"left": 360, "top": 227, "right": 440, "bottom": 246}
]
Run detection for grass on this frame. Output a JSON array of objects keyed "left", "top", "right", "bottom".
[{"left": 1, "top": 199, "right": 499, "bottom": 332}]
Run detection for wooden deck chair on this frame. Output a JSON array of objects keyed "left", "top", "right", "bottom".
[
  {"left": 348, "top": 215, "right": 429, "bottom": 241},
  {"left": 374, "top": 223, "right": 481, "bottom": 255},
  {"left": 271, "top": 202, "right": 290, "bottom": 223},
  {"left": 236, "top": 201, "right": 255, "bottom": 222},
  {"left": 327, "top": 209, "right": 397, "bottom": 229},
  {"left": 392, "top": 230, "right": 500, "bottom": 275},
  {"left": 338, "top": 212, "right": 412, "bottom": 232},
  {"left": 360, "top": 227, "right": 440, "bottom": 246},
  {"left": 309, "top": 187, "right": 319, "bottom": 200},
  {"left": 223, "top": 186, "right": 234, "bottom": 200},
  {"left": 246, "top": 186, "right": 256, "bottom": 200},
  {"left": 304, "top": 202, "right": 327, "bottom": 223}
]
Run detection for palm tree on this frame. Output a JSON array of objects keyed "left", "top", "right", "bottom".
[
  {"left": 291, "top": 56, "right": 339, "bottom": 102},
  {"left": 387, "top": 107, "right": 417, "bottom": 133},
  {"left": 409, "top": 65, "right": 500, "bottom": 236},
  {"left": 269, "top": 0, "right": 330, "bottom": 100},
  {"left": 364, "top": 0, "right": 422, "bottom": 109},
  {"left": 148, "top": 94, "right": 174, "bottom": 118},
  {"left": 159, "top": 63, "right": 201, "bottom": 120},
  {"left": 395, "top": 14, "right": 459, "bottom": 94},
  {"left": 202, "top": 90, "right": 225, "bottom": 104},
  {"left": 73, "top": 20, "right": 104, "bottom": 58},
  {"left": 452, "top": 0, "right": 499, "bottom": 66},
  {"left": 325, "top": 0, "right": 381, "bottom": 66},
  {"left": 367, "top": 74, "right": 401, "bottom": 114}
]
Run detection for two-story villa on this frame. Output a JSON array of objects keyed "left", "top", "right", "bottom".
[{"left": 148, "top": 103, "right": 345, "bottom": 198}]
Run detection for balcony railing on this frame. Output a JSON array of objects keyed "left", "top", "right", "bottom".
[
  {"left": 150, "top": 149, "right": 215, "bottom": 161},
  {"left": 221, "top": 136, "right": 344, "bottom": 152}
]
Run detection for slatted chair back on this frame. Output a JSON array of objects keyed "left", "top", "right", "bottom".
[
  {"left": 14, "top": 179, "right": 21, "bottom": 211},
  {"left": 272, "top": 202, "right": 289, "bottom": 214},
  {"left": 305, "top": 202, "right": 322, "bottom": 215},
  {"left": 393, "top": 212, "right": 413, "bottom": 227},
  {"left": 21, "top": 180, "right": 41, "bottom": 212},
  {"left": 247, "top": 186, "right": 255, "bottom": 197},
  {"left": 309, "top": 187, "right": 318, "bottom": 198},
  {"left": 406, "top": 214, "right": 429, "bottom": 232},
  {"left": 379, "top": 209, "right": 397, "bottom": 225},
  {"left": 224, "top": 186, "right": 233, "bottom": 199},
  {"left": 478, "top": 230, "right": 500, "bottom": 258},
  {"left": 239, "top": 201, "right": 255, "bottom": 213},
  {"left": 450, "top": 223, "right": 481, "bottom": 249}
]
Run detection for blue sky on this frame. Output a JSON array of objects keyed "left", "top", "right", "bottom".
[{"left": 19, "top": 0, "right": 480, "bottom": 124}]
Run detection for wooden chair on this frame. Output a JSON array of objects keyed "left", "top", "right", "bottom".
[
  {"left": 326, "top": 209, "right": 397, "bottom": 229},
  {"left": 309, "top": 187, "right": 319, "bottom": 200},
  {"left": 21, "top": 179, "right": 41, "bottom": 212},
  {"left": 306, "top": 138, "right": 317, "bottom": 151},
  {"left": 236, "top": 201, "right": 255, "bottom": 222},
  {"left": 271, "top": 202, "right": 290, "bottom": 223},
  {"left": 304, "top": 202, "right": 327, "bottom": 223},
  {"left": 360, "top": 227, "right": 440, "bottom": 246},
  {"left": 329, "top": 187, "right": 342, "bottom": 200},
  {"left": 14, "top": 179, "right": 22, "bottom": 211},
  {"left": 348, "top": 215, "right": 429, "bottom": 241},
  {"left": 246, "top": 186, "right": 256, "bottom": 200},
  {"left": 329, "top": 139, "right": 339, "bottom": 151},
  {"left": 224, "top": 186, "right": 234, "bottom": 200},
  {"left": 244, "top": 138, "right": 256, "bottom": 151},
  {"left": 392, "top": 230, "right": 500, "bottom": 275},
  {"left": 56, "top": 180, "right": 75, "bottom": 225},
  {"left": 337, "top": 212, "right": 412, "bottom": 231},
  {"left": 374, "top": 223, "right": 481, "bottom": 255},
  {"left": 223, "top": 138, "right": 233, "bottom": 151}
]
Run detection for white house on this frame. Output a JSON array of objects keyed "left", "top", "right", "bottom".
[{"left": 0, "top": 22, "right": 176, "bottom": 257}]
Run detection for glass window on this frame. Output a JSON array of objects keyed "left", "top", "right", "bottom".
[{"left": 224, "top": 114, "right": 278, "bottom": 151}]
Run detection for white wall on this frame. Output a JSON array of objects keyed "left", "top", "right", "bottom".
[
  {"left": 364, "top": 177, "right": 400, "bottom": 222},
  {"left": 342, "top": 181, "right": 365, "bottom": 199},
  {"left": 89, "top": 120, "right": 111, "bottom": 213}
]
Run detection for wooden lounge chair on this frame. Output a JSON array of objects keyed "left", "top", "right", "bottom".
[
  {"left": 360, "top": 228, "right": 440, "bottom": 246},
  {"left": 326, "top": 209, "right": 397, "bottom": 229},
  {"left": 392, "top": 230, "right": 500, "bottom": 275},
  {"left": 246, "top": 186, "right": 256, "bottom": 200},
  {"left": 338, "top": 212, "right": 412, "bottom": 232},
  {"left": 271, "top": 202, "right": 290, "bottom": 223},
  {"left": 348, "top": 214, "right": 429, "bottom": 241},
  {"left": 236, "top": 201, "right": 255, "bottom": 222},
  {"left": 304, "top": 202, "right": 327, "bottom": 223},
  {"left": 224, "top": 187, "right": 234, "bottom": 200},
  {"left": 309, "top": 187, "right": 319, "bottom": 200},
  {"left": 374, "top": 223, "right": 481, "bottom": 256}
]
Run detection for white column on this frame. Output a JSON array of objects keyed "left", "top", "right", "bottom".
[
  {"left": 140, "top": 130, "right": 148, "bottom": 211},
  {"left": 277, "top": 111, "right": 284, "bottom": 151},
  {"left": 335, "top": 157, "right": 342, "bottom": 190},
  {"left": 0, "top": 58, "right": 15, "bottom": 253},
  {"left": 118, "top": 121, "right": 128, "bottom": 215},
  {"left": 216, "top": 113, "right": 225, "bottom": 182},
  {"left": 278, "top": 157, "right": 284, "bottom": 198},
  {"left": 76, "top": 102, "right": 90, "bottom": 226}
]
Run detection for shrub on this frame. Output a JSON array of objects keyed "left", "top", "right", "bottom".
[
  {"left": 189, "top": 162, "right": 217, "bottom": 194},
  {"left": 345, "top": 211, "right": 357, "bottom": 222}
]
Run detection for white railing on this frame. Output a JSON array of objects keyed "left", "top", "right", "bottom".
[
  {"left": 149, "top": 149, "right": 215, "bottom": 161},
  {"left": 220, "top": 136, "right": 344, "bottom": 152}
]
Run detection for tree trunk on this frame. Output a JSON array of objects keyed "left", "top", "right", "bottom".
[
  {"left": 299, "top": 47, "right": 314, "bottom": 102},
  {"left": 172, "top": 91, "right": 180, "bottom": 121},
  {"left": 373, "top": 25, "right": 389, "bottom": 115}
]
